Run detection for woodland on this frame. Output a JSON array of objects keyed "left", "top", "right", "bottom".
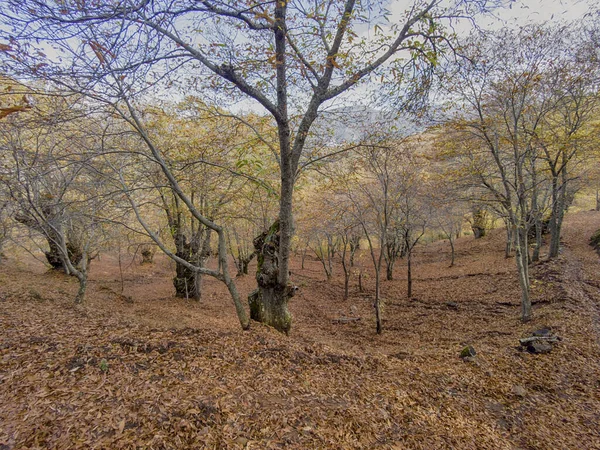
[{"left": 1, "top": 0, "right": 600, "bottom": 448}]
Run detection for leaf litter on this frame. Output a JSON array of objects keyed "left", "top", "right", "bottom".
[{"left": 0, "top": 211, "right": 600, "bottom": 449}]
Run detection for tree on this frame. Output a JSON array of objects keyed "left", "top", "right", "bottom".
[
  {"left": 440, "top": 27, "right": 564, "bottom": 320},
  {"left": 2, "top": 0, "right": 500, "bottom": 332},
  {"left": 96, "top": 106, "right": 251, "bottom": 327},
  {"left": 0, "top": 91, "right": 110, "bottom": 303},
  {"left": 529, "top": 50, "right": 599, "bottom": 258},
  {"left": 0, "top": 199, "right": 11, "bottom": 262},
  {"left": 391, "top": 148, "right": 431, "bottom": 298},
  {"left": 440, "top": 23, "right": 600, "bottom": 320},
  {"left": 429, "top": 174, "right": 467, "bottom": 267},
  {"left": 338, "top": 217, "right": 361, "bottom": 300},
  {"left": 142, "top": 104, "right": 251, "bottom": 300},
  {"left": 336, "top": 143, "right": 404, "bottom": 333}
]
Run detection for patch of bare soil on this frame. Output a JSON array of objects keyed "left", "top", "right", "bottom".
[{"left": 1, "top": 211, "right": 600, "bottom": 449}]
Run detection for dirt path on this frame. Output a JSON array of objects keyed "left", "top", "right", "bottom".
[{"left": 560, "top": 211, "right": 600, "bottom": 343}]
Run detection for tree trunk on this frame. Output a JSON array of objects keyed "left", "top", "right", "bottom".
[
  {"left": 385, "top": 258, "right": 394, "bottom": 281},
  {"left": 596, "top": 188, "right": 599, "bottom": 212},
  {"left": 349, "top": 236, "right": 360, "bottom": 267},
  {"left": 341, "top": 244, "right": 350, "bottom": 301},
  {"left": 74, "top": 274, "right": 87, "bottom": 304},
  {"left": 45, "top": 237, "right": 65, "bottom": 270},
  {"left": 173, "top": 228, "right": 211, "bottom": 301},
  {"left": 532, "top": 217, "right": 542, "bottom": 262},
  {"left": 407, "top": 250, "right": 413, "bottom": 299},
  {"left": 449, "top": 237, "right": 455, "bottom": 267},
  {"left": 344, "top": 271, "right": 350, "bottom": 300},
  {"left": 195, "top": 229, "right": 213, "bottom": 301},
  {"left": 242, "top": 257, "right": 250, "bottom": 275},
  {"left": 471, "top": 207, "right": 487, "bottom": 239},
  {"left": 530, "top": 161, "right": 541, "bottom": 263},
  {"left": 173, "top": 253, "right": 196, "bottom": 299},
  {"left": 358, "top": 271, "right": 363, "bottom": 292},
  {"left": 45, "top": 235, "right": 83, "bottom": 272},
  {"left": 248, "top": 221, "right": 295, "bottom": 334},
  {"left": 140, "top": 246, "right": 154, "bottom": 264},
  {"left": 173, "top": 232, "right": 192, "bottom": 298},
  {"left": 317, "top": 251, "right": 332, "bottom": 280},
  {"left": 548, "top": 176, "right": 562, "bottom": 258},
  {"left": 374, "top": 267, "right": 382, "bottom": 334},
  {"left": 515, "top": 225, "right": 531, "bottom": 321},
  {"left": 505, "top": 224, "right": 513, "bottom": 258}
]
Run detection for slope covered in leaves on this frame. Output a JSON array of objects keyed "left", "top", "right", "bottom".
[{"left": 1, "top": 211, "right": 600, "bottom": 449}]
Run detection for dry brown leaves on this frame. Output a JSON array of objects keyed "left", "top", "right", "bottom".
[{"left": 1, "top": 211, "right": 600, "bottom": 449}]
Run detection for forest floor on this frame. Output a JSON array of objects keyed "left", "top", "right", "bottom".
[{"left": 1, "top": 211, "right": 600, "bottom": 449}]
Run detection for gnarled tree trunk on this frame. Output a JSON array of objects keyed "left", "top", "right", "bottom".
[
  {"left": 173, "top": 228, "right": 212, "bottom": 300},
  {"left": 248, "top": 221, "right": 295, "bottom": 334}
]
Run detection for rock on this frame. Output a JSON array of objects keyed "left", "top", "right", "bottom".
[
  {"left": 446, "top": 301, "right": 459, "bottom": 310},
  {"left": 350, "top": 305, "right": 359, "bottom": 315},
  {"left": 526, "top": 340, "right": 553, "bottom": 354},
  {"left": 512, "top": 385, "right": 527, "bottom": 397},
  {"left": 519, "top": 327, "right": 559, "bottom": 354},
  {"left": 460, "top": 345, "right": 476, "bottom": 359},
  {"left": 532, "top": 327, "right": 552, "bottom": 337}
]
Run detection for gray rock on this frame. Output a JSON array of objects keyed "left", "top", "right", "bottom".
[
  {"left": 512, "top": 385, "right": 527, "bottom": 397},
  {"left": 526, "top": 340, "right": 553, "bottom": 354},
  {"left": 532, "top": 327, "right": 552, "bottom": 337}
]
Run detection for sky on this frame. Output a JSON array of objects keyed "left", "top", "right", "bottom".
[
  {"left": 385, "top": 0, "right": 594, "bottom": 35},
  {"left": 3, "top": 0, "right": 593, "bottom": 115},
  {"left": 476, "top": 0, "right": 593, "bottom": 28}
]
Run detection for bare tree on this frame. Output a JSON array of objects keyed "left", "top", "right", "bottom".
[
  {"left": 440, "top": 28, "right": 552, "bottom": 320},
  {"left": 0, "top": 94, "right": 109, "bottom": 303}
]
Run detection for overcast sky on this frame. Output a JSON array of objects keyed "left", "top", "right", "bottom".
[{"left": 479, "top": 0, "right": 593, "bottom": 27}]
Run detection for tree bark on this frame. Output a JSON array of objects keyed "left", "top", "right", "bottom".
[
  {"left": 173, "top": 232, "right": 197, "bottom": 299},
  {"left": 45, "top": 237, "right": 65, "bottom": 270},
  {"left": 505, "top": 223, "right": 514, "bottom": 258},
  {"left": 532, "top": 217, "right": 542, "bottom": 262},
  {"left": 385, "top": 258, "right": 395, "bottom": 281},
  {"left": 548, "top": 164, "right": 567, "bottom": 259},
  {"left": 374, "top": 268, "right": 382, "bottom": 334},
  {"left": 344, "top": 271, "right": 350, "bottom": 300},
  {"left": 74, "top": 273, "right": 88, "bottom": 304},
  {"left": 173, "top": 227, "right": 211, "bottom": 300},
  {"left": 349, "top": 235, "right": 360, "bottom": 267},
  {"left": 407, "top": 250, "right": 413, "bottom": 299},
  {"left": 248, "top": 221, "right": 295, "bottom": 334},
  {"left": 340, "top": 238, "right": 351, "bottom": 300},
  {"left": 515, "top": 225, "right": 531, "bottom": 321}
]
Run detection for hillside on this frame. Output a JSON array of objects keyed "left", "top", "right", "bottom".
[{"left": 1, "top": 211, "right": 600, "bottom": 449}]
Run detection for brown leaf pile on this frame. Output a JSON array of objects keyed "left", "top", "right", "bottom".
[{"left": 1, "top": 211, "right": 600, "bottom": 449}]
